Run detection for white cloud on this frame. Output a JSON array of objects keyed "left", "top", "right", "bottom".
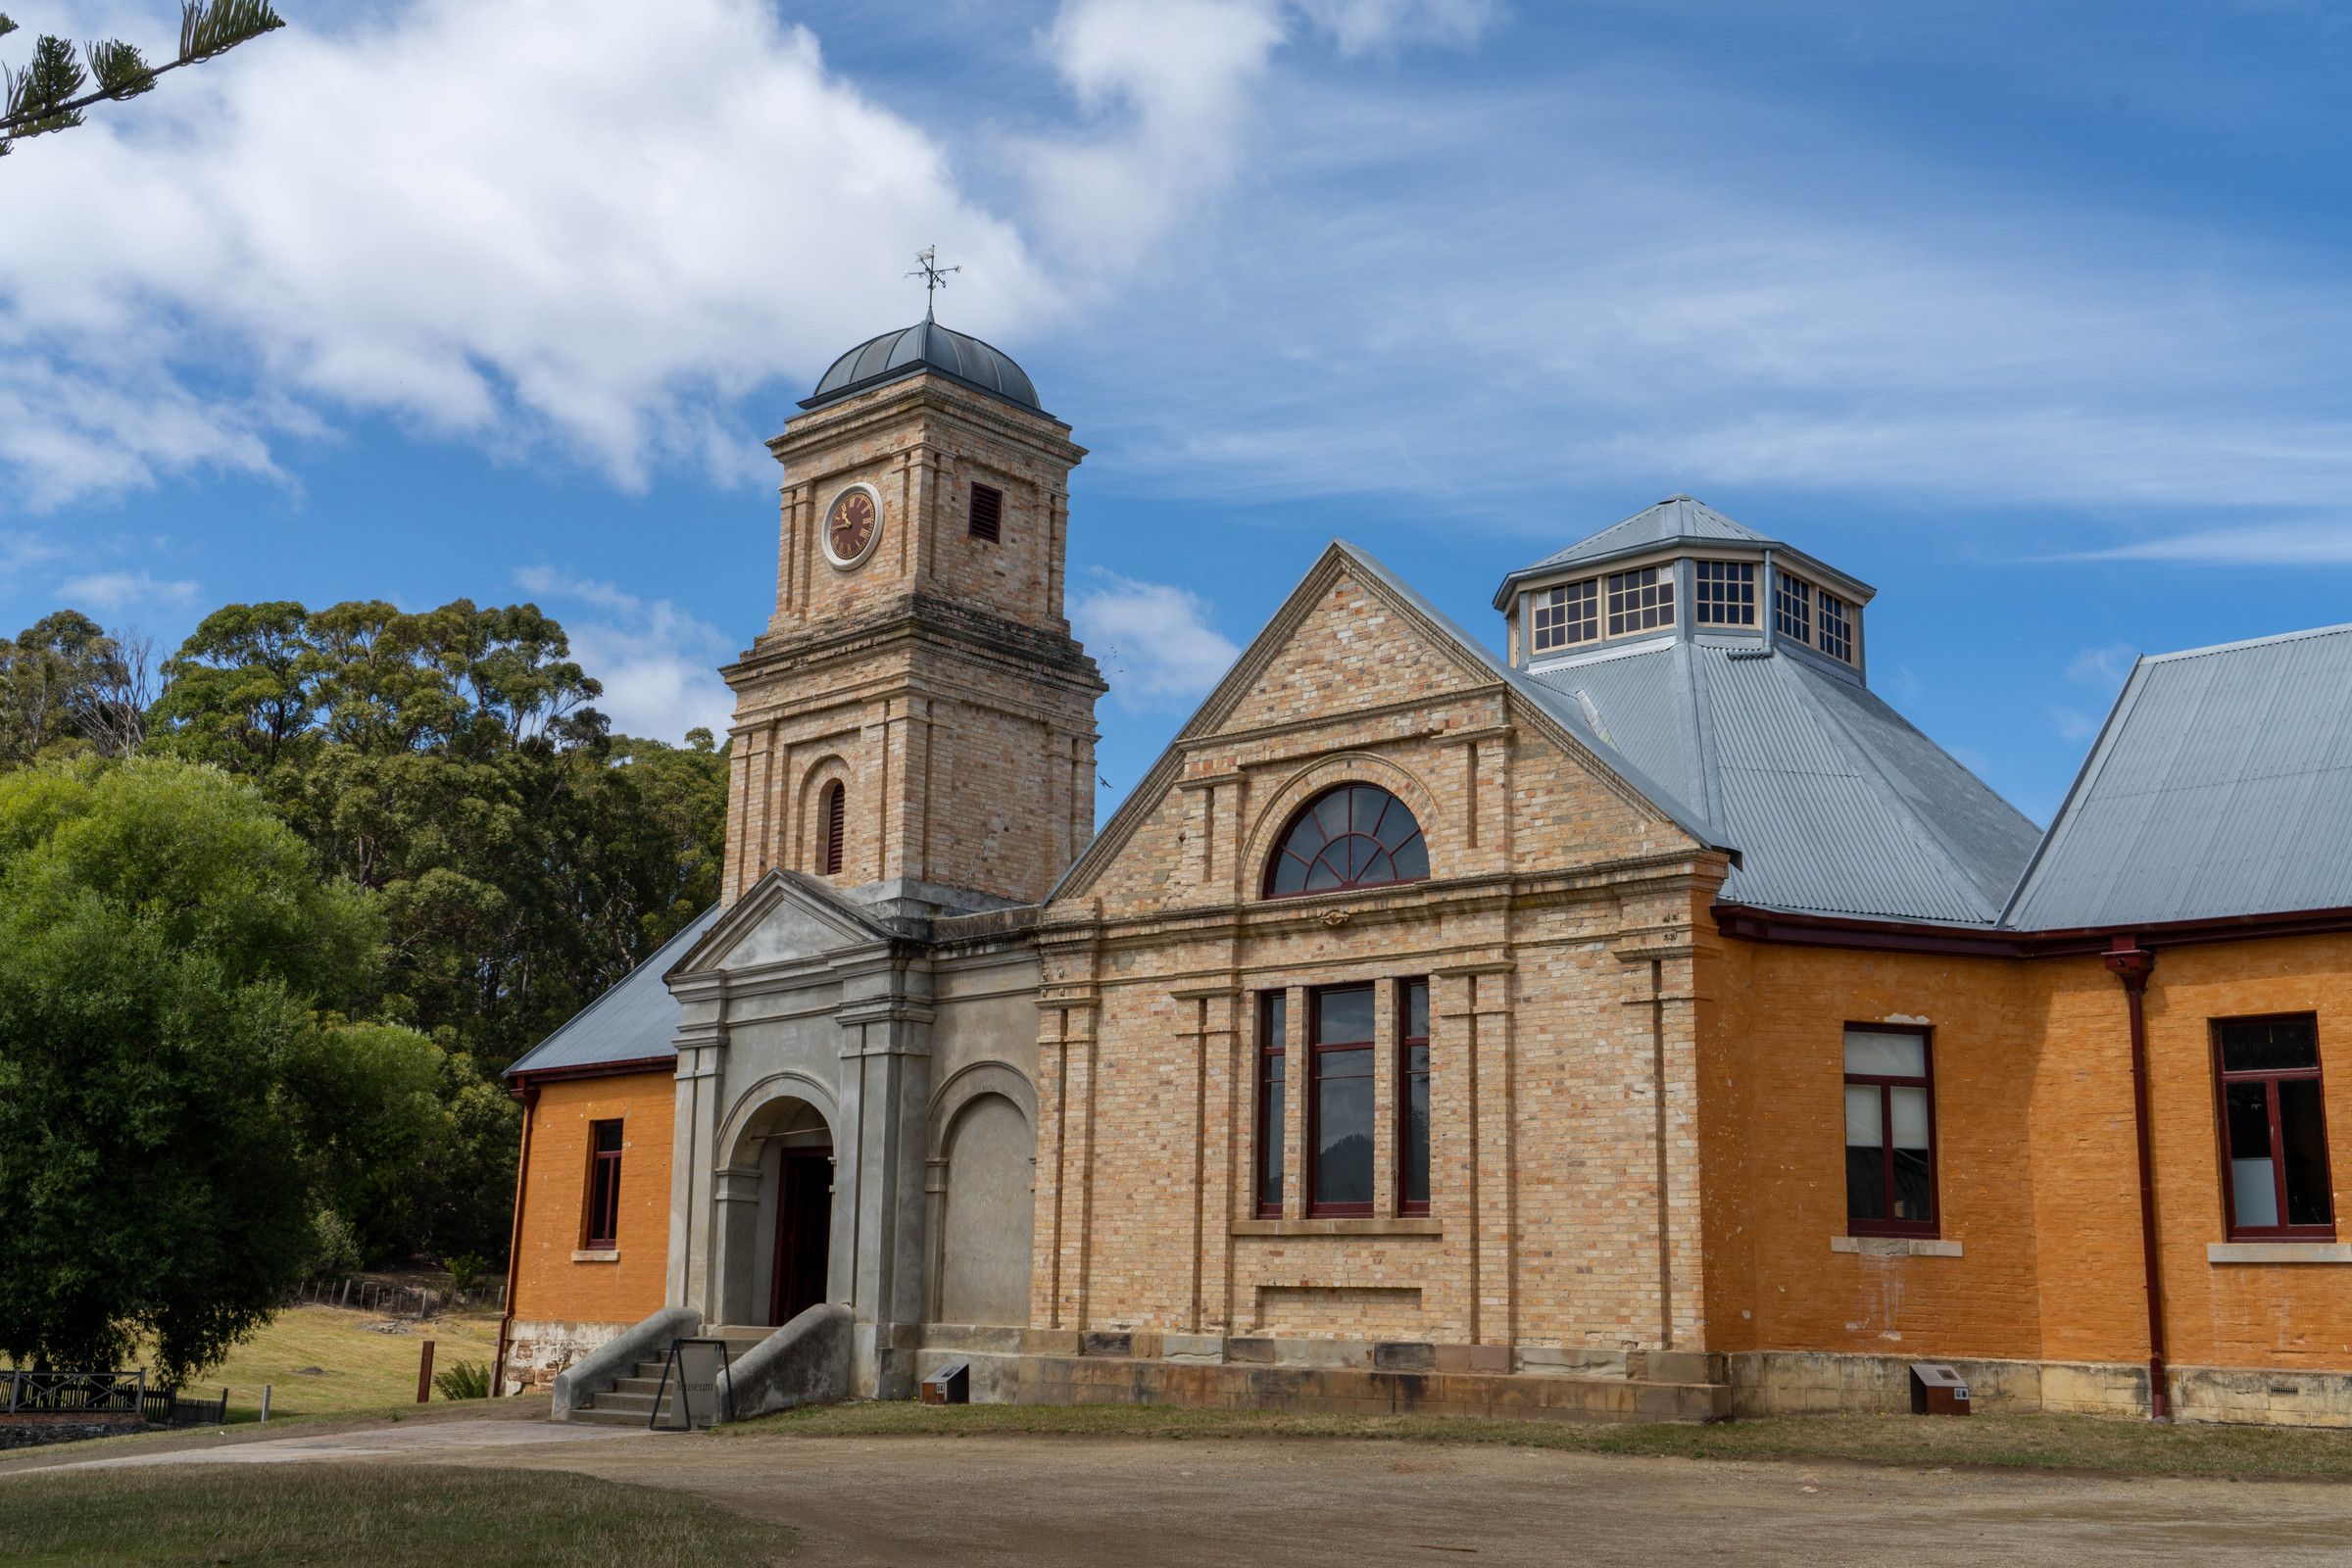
[
  {"left": 1023, "top": 0, "right": 1498, "bottom": 277},
  {"left": 2068, "top": 521, "right": 2352, "bottom": 564},
  {"left": 57, "top": 569, "right": 200, "bottom": 613},
  {"left": 513, "top": 566, "right": 737, "bottom": 742},
  {"left": 2066, "top": 642, "right": 2137, "bottom": 687},
  {"left": 0, "top": 0, "right": 1045, "bottom": 506},
  {"left": 1023, "top": 0, "right": 1291, "bottom": 276},
  {"left": 2045, "top": 703, "right": 2102, "bottom": 743},
  {"left": 14, "top": 0, "right": 2346, "bottom": 545},
  {"left": 1298, "top": 0, "right": 1499, "bottom": 56},
  {"left": 1068, "top": 69, "right": 2352, "bottom": 524},
  {"left": 1069, "top": 567, "right": 1241, "bottom": 710}
]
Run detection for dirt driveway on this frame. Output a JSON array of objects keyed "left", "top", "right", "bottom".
[
  {"left": 415, "top": 1425, "right": 2351, "bottom": 1566},
  {"left": 13, "top": 1413, "right": 2350, "bottom": 1565}
]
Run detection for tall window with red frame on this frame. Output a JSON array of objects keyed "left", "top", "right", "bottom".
[
  {"left": 2216, "top": 1015, "right": 2334, "bottom": 1239},
  {"left": 1398, "top": 978, "right": 1430, "bottom": 1216},
  {"left": 1255, "top": 993, "right": 1287, "bottom": 1217},
  {"left": 1310, "top": 986, "right": 1376, "bottom": 1216},
  {"left": 584, "top": 1119, "right": 624, "bottom": 1249},
  {"left": 1843, "top": 1026, "right": 1936, "bottom": 1237}
]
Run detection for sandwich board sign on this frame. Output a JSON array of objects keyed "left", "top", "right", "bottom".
[{"left": 651, "top": 1338, "right": 735, "bottom": 1431}]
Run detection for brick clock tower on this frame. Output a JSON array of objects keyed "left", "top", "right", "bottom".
[{"left": 718, "top": 315, "right": 1103, "bottom": 911}]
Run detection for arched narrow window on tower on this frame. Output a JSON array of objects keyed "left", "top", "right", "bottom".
[{"left": 821, "top": 782, "right": 847, "bottom": 876}]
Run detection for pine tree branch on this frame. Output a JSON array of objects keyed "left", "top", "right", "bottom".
[
  {"left": 180, "top": 0, "right": 281, "bottom": 63},
  {"left": 0, "top": 1, "right": 281, "bottom": 147}
]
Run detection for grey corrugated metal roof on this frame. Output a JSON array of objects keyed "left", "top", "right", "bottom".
[
  {"left": 800, "top": 319, "right": 1041, "bottom": 413},
  {"left": 2002, "top": 621, "right": 2352, "bottom": 931},
  {"left": 503, "top": 903, "right": 722, "bottom": 1080},
  {"left": 1524, "top": 495, "right": 1768, "bottom": 573},
  {"left": 1490, "top": 495, "right": 1875, "bottom": 609},
  {"left": 1537, "top": 644, "right": 2041, "bottom": 924}
]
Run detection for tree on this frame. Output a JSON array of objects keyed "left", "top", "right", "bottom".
[
  {"left": 0, "top": 757, "right": 377, "bottom": 1380},
  {"left": 281, "top": 1020, "right": 521, "bottom": 1270},
  {"left": 0, "top": 612, "right": 153, "bottom": 766},
  {"left": 1, "top": 2, "right": 283, "bottom": 157},
  {"left": 148, "top": 596, "right": 727, "bottom": 1266},
  {"left": 154, "top": 597, "right": 727, "bottom": 1076}
]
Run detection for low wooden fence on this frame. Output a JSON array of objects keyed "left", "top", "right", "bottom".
[
  {"left": 294, "top": 1279, "right": 508, "bottom": 1315},
  {"left": 145, "top": 1386, "right": 229, "bottom": 1428}
]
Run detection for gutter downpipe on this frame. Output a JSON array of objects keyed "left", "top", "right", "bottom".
[
  {"left": 2101, "top": 936, "right": 2168, "bottom": 1421},
  {"left": 496, "top": 1079, "right": 539, "bottom": 1397}
]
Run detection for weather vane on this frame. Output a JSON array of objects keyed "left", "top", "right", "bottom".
[{"left": 906, "top": 246, "right": 960, "bottom": 320}]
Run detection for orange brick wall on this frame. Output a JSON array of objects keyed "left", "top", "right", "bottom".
[
  {"left": 1706, "top": 929, "right": 2352, "bottom": 1374},
  {"left": 2034, "top": 941, "right": 2352, "bottom": 1371},
  {"left": 512, "top": 1072, "right": 675, "bottom": 1326},
  {"left": 1703, "top": 942, "right": 2043, "bottom": 1359}
]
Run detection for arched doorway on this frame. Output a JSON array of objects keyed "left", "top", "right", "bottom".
[
  {"left": 728, "top": 1096, "right": 834, "bottom": 1330},
  {"left": 769, "top": 1145, "right": 831, "bottom": 1326}
]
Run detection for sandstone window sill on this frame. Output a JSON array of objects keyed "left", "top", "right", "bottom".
[
  {"left": 570, "top": 1250, "right": 620, "bottom": 1263},
  {"left": 1833, "top": 1236, "right": 1961, "bottom": 1257},
  {"left": 2207, "top": 1242, "right": 2352, "bottom": 1264},
  {"left": 1233, "top": 1218, "right": 1442, "bottom": 1238}
]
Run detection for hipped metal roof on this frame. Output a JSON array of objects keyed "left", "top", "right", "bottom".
[
  {"left": 1532, "top": 641, "right": 2042, "bottom": 925},
  {"left": 2003, "top": 620, "right": 2352, "bottom": 931},
  {"left": 503, "top": 902, "right": 723, "bottom": 1080},
  {"left": 1491, "top": 495, "right": 1875, "bottom": 610}
]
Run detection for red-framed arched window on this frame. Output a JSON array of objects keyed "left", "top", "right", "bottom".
[{"left": 1263, "top": 784, "right": 1429, "bottom": 898}]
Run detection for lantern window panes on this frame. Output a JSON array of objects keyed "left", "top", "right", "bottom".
[
  {"left": 1606, "top": 565, "right": 1674, "bottom": 636},
  {"left": 1694, "top": 560, "right": 1755, "bottom": 625},
  {"left": 1531, "top": 579, "right": 1599, "bottom": 652}
]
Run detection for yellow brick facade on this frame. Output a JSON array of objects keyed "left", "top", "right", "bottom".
[{"left": 1035, "top": 556, "right": 1727, "bottom": 1357}]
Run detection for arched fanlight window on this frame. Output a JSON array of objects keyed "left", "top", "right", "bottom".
[{"left": 1263, "top": 784, "right": 1429, "bottom": 898}]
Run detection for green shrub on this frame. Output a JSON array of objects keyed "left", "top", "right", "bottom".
[{"left": 433, "top": 1359, "right": 491, "bottom": 1400}]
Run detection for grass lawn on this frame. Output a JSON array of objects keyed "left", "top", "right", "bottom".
[
  {"left": 726, "top": 1399, "right": 2352, "bottom": 1478},
  {"left": 0, "top": 1464, "right": 785, "bottom": 1567},
  {"left": 136, "top": 1302, "right": 508, "bottom": 1424}
]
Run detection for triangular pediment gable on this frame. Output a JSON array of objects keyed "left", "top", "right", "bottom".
[
  {"left": 668, "top": 868, "right": 892, "bottom": 979},
  {"left": 1052, "top": 541, "right": 1731, "bottom": 905}
]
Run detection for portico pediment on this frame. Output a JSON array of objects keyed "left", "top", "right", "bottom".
[{"left": 665, "top": 868, "right": 892, "bottom": 980}]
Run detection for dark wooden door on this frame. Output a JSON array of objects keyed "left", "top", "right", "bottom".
[{"left": 770, "top": 1149, "right": 833, "bottom": 1327}]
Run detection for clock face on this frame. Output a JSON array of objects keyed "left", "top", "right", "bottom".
[{"left": 825, "top": 488, "right": 879, "bottom": 567}]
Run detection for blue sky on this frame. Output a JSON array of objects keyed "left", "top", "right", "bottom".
[{"left": 7, "top": 1, "right": 2352, "bottom": 826}]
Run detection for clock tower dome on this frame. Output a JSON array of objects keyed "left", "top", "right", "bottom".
[{"left": 717, "top": 318, "right": 1103, "bottom": 911}]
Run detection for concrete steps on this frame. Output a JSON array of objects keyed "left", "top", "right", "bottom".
[{"left": 572, "top": 1333, "right": 773, "bottom": 1425}]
